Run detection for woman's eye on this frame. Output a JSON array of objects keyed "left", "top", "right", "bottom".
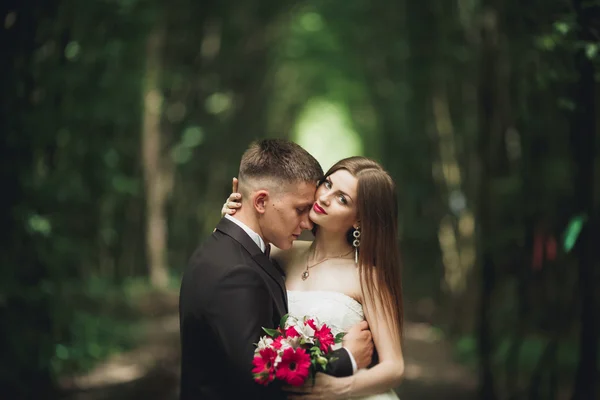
[
  {"left": 338, "top": 195, "right": 347, "bottom": 205},
  {"left": 325, "top": 180, "right": 332, "bottom": 189}
]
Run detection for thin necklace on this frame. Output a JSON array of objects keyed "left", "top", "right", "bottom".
[{"left": 301, "top": 247, "right": 353, "bottom": 281}]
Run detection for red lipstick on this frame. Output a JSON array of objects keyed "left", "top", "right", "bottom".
[{"left": 313, "top": 203, "right": 327, "bottom": 215}]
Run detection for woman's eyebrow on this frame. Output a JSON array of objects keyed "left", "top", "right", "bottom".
[{"left": 329, "top": 178, "right": 354, "bottom": 202}]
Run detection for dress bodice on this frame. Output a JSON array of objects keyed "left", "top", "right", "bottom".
[
  {"left": 286, "top": 290, "right": 400, "bottom": 400},
  {"left": 286, "top": 290, "right": 364, "bottom": 334}
]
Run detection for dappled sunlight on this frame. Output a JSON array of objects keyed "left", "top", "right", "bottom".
[{"left": 294, "top": 98, "right": 363, "bottom": 170}]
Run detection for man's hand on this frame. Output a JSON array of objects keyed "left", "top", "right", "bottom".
[
  {"left": 284, "top": 373, "right": 351, "bottom": 400},
  {"left": 343, "top": 320, "right": 373, "bottom": 370}
]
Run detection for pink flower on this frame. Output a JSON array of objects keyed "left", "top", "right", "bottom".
[
  {"left": 252, "top": 347, "right": 277, "bottom": 386},
  {"left": 305, "top": 319, "right": 318, "bottom": 330},
  {"left": 314, "top": 324, "right": 335, "bottom": 353},
  {"left": 275, "top": 347, "right": 311, "bottom": 386},
  {"left": 305, "top": 319, "right": 334, "bottom": 353},
  {"left": 285, "top": 326, "right": 300, "bottom": 338},
  {"left": 272, "top": 336, "right": 284, "bottom": 349}
]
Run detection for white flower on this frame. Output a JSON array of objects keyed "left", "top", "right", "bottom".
[
  {"left": 296, "top": 323, "right": 316, "bottom": 344},
  {"left": 280, "top": 336, "right": 301, "bottom": 350},
  {"left": 284, "top": 315, "right": 300, "bottom": 329},
  {"left": 257, "top": 336, "right": 273, "bottom": 350}
]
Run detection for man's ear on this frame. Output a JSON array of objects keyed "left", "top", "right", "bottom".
[{"left": 253, "top": 190, "right": 269, "bottom": 214}]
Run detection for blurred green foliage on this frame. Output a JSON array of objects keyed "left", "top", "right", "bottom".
[{"left": 1, "top": 0, "right": 598, "bottom": 398}]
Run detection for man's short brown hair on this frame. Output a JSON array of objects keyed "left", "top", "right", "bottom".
[{"left": 238, "top": 139, "right": 323, "bottom": 194}]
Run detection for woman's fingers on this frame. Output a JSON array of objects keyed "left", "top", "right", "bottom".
[
  {"left": 227, "top": 201, "right": 241, "bottom": 209},
  {"left": 228, "top": 193, "right": 241, "bottom": 202},
  {"left": 221, "top": 178, "right": 241, "bottom": 217}
]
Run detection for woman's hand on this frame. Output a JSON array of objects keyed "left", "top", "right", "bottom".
[
  {"left": 220, "top": 177, "right": 242, "bottom": 217},
  {"left": 284, "top": 373, "right": 351, "bottom": 400}
]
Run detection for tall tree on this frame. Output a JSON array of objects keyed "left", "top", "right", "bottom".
[
  {"left": 570, "top": 0, "right": 599, "bottom": 398},
  {"left": 0, "top": 0, "right": 61, "bottom": 397},
  {"left": 141, "top": 13, "right": 170, "bottom": 288}
]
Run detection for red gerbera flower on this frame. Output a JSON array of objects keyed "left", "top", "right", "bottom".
[
  {"left": 314, "top": 324, "right": 335, "bottom": 353},
  {"left": 305, "top": 319, "right": 334, "bottom": 353},
  {"left": 275, "top": 347, "right": 311, "bottom": 386},
  {"left": 252, "top": 347, "right": 277, "bottom": 385}
]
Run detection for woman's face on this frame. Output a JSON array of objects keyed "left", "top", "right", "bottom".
[{"left": 309, "top": 169, "right": 359, "bottom": 233}]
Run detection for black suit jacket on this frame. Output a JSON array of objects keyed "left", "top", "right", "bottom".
[{"left": 179, "top": 217, "right": 353, "bottom": 400}]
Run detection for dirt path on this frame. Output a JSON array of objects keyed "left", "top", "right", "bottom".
[
  {"left": 61, "top": 296, "right": 477, "bottom": 400},
  {"left": 396, "top": 322, "right": 477, "bottom": 399}
]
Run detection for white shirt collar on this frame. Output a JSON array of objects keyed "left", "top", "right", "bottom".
[{"left": 224, "top": 214, "right": 267, "bottom": 252}]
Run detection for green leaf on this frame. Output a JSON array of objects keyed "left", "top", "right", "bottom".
[
  {"left": 280, "top": 314, "right": 289, "bottom": 328},
  {"left": 181, "top": 126, "right": 204, "bottom": 148},
  {"left": 553, "top": 21, "right": 570, "bottom": 35},
  {"left": 262, "top": 327, "right": 280, "bottom": 337},
  {"left": 28, "top": 214, "right": 52, "bottom": 236},
  {"left": 300, "top": 12, "right": 324, "bottom": 32},
  {"left": 103, "top": 149, "right": 119, "bottom": 168},
  {"left": 111, "top": 175, "right": 139, "bottom": 195},
  {"left": 335, "top": 332, "right": 346, "bottom": 343},
  {"left": 65, "top": 41, "right": 81, "bottom": 61},
  {"left": 563, "top": 214, "right": 587, "bottom": 252},
  {"left": 170, "top": 144, "right": 192, "bottom": 165},
  {"left": 55, "top": 344, "right": 69, "bottom": 360},
  {"left": 205, "top": 92, "right": 232, "bottom": 114},
  {"left": 586, "top": 43, "right": 598, "bottom": 60}
]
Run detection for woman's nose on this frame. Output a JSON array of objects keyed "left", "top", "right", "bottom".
[{"left": 318, "top": 192, "right": 330, "bottom": 205}]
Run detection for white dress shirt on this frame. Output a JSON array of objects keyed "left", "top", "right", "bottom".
[
  {"left": 224, "top": 214, "right": 267, "bottom": 252},
  {"left": 223, "top": 214, "right": 358, "bottom": 374}
]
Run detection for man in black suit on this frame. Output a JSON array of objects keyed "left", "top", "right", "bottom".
[{"left": 179, "top": 139, "right": 373, "bottom": 399}]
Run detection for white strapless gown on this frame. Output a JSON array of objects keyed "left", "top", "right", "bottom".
[{"left": 287, "top": 290, "right": 400, "bottom": 400}]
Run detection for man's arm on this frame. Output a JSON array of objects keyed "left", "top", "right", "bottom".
[
  {"left": 324, "top": 348, "right": 353, "bottom": 377},
  {"left": 326, "top": 320, "right": 373, "bottom": 377}
]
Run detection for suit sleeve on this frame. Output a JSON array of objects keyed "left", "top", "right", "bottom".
[
  {"left": 325, "top": 348, "right": 354, "bottom": 377},
  {"left": 205, "top": 264, "right": 282, "bottom": 395}
]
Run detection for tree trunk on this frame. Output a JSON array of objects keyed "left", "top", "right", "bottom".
[
  {"left": 570, "top": 1, "right": 599, "bottom": 398},
  {"left": 0, "top": 0, "right": 60, "bottom": 397},
  {"left": 477, "top": 3, "right": 506, "bottom": 398},
  {"left": 142, "top": 20, "right": 169, "bottom": 288}
]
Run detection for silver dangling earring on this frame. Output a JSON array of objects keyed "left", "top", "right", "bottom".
[{"left": 352, "top": 227, "right": 361, "bottom": 264}]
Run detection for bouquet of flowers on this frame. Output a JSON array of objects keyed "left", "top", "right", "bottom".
[{"left": 252, "top": 314, "right": 345, "bottom": 386}]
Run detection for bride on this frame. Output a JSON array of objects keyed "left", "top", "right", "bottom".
[{"left": 223, "top": 156, "right": 405, "bottom": 399}]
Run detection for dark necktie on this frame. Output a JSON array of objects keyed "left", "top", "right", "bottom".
[{"left": 264, "top": 244, "right": 271, "bottom": 258}]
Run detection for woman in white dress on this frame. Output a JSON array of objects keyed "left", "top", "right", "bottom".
[{"left": 223, "top": 156, "right": 404, "bottom": 399}]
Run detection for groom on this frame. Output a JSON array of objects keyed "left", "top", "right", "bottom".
[{"left": 179, "top": 139, "right": 373, "bottom": 399}]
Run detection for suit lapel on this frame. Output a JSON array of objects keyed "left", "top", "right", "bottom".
[
  {"left": 215, "top": 218, "right": 288, "bottom": 315},
  {"left": 252, "top": 253, "right": 288, "bottom": 314}
]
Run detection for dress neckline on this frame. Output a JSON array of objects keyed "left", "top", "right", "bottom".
[{"left": 286, "top": 289, "right": 362, "bottom": 308}]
